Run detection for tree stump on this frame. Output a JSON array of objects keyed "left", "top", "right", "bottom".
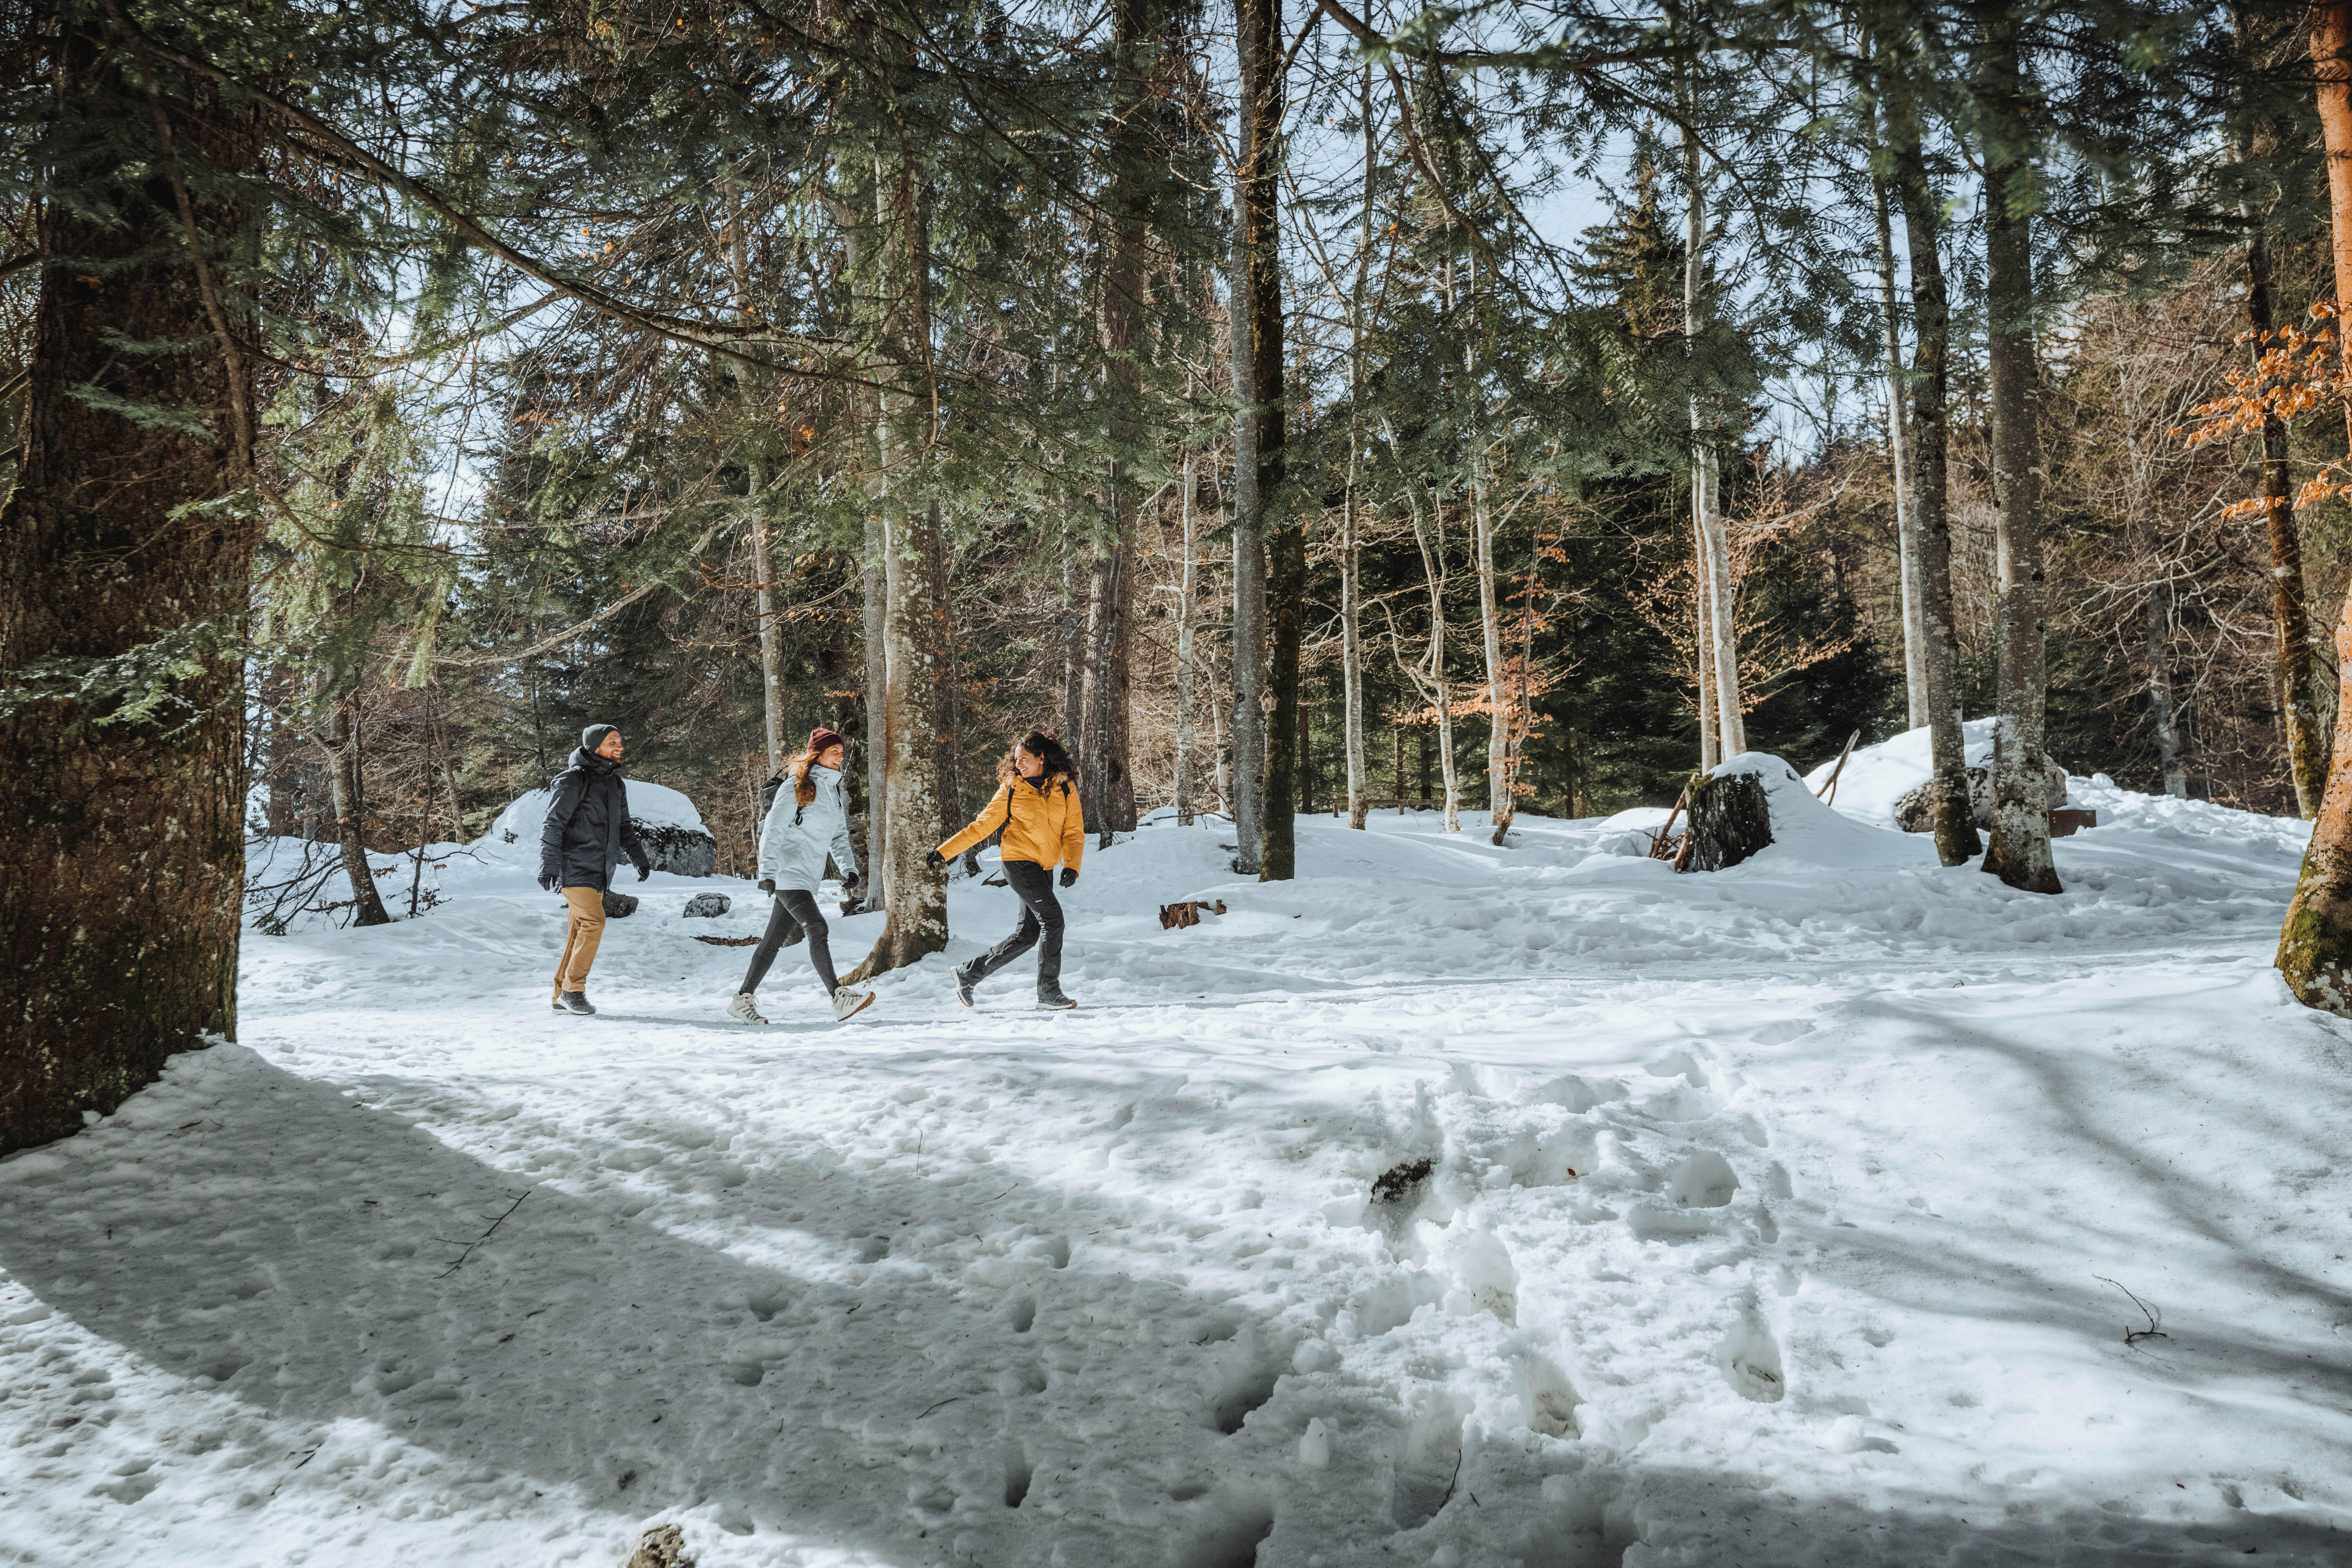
[{"left": 1679, "top": 770, "right": 1771, "bottom": 873}]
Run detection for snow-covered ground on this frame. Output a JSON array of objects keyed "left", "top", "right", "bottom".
[{"left": 6, "top": 755, "right": 2352, "bottom": 1567}]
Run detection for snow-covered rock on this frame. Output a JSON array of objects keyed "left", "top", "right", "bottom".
[
  {"left": 1806, "top": 720, "right": 2069, "bottom": 832},
  {"left": 481, "top": 777, "right": 718, "bottom": 877}
]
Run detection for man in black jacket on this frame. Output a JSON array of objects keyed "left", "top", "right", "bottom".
[{"left": 539, "top": 723, "right": 651, "bottom": 1015}]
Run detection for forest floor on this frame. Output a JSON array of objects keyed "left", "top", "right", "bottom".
[{"left": 5, "top": 756, "right": 2352, "bottom": 1568}]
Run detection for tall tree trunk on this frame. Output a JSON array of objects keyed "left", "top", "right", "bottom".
[
  {"left": 1865, "top": 85, "right": 1929, "bottom": 729},
  {"left": 2142, "top": 579, "right": 2188, "bottom": 798},
  {"left": 1681, "top": 111, "right": 1744, "bottom": 759},
  {"left": 1976, "top": 7, "right": 2061, "bottom": 895},
  {"left": 2239, "top": 0, "right": 2324, "bottom": 815},
  {"left": 1886, "top": 53, "right": 1981, "bottom": 864},
  {"left": 747, "top": 461, "right": 788, "bottom": 776},
  {"left": 321, "top": 698, "right": 392, "bottom": 927},
  {"left": 1176, "top": 448, "right": 1198, "bottom": 826},
  {"left": 1343, "top": 65, "right": 1375, "bottom": 832},
  {"left": 1235, "top": 0, "right": 1285, "bottom": 878},
  {"left": 2278, "top": 0, "right": 2352, "bottom": 1008},
  {"left": 861, "top": 511, "right": 889, "bottom": 911},
  {"left": 1100, "top": 0, "right": 1154, "bottom": 842},
  {"left": 849, "top": 127, "right": 947, "bottom": 977},
  {"left": 1693, "top": 506, "right": 1720, "bottom": 771},
  {"left": 0, "top": 34, "right": 265, "bottom": 1152}
]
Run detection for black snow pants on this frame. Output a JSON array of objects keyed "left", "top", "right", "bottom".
[
  {"left": 964, "top": 859, "right": 1064, "bottom": 996},
  {"left": 740, "top": 889, "right": 838, "bottom": 998}
]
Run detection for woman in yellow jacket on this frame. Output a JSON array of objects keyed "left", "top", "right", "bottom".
[{"left": 927, "top": 729, "right": 1084, "bottom": 1010}]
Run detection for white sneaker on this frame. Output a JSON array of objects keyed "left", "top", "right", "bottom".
[
  {"left": 726, "top": 992, "right": 768, "bottom": 1024},
  {"left": 832, "top": 987, "right": 876, "bottom": 1023}
]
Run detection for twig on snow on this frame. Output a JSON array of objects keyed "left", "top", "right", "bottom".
[
  {"left": 437, "top": 1191, "right": 529, "bottom": 1278},
  {"left": 2093, "top": 1275, "right": 2169, "bottom": 1345}
]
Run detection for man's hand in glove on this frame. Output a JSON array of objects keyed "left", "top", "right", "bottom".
[
  {"left": 635, "top": 859, "right": 652, "bottom": 882},
  {"left": 538, "top": 872, "right": 557, "bottom": 892},
  {"left": 1059, "top": 867, "right": 1078, "bottom": 889},
  {"left": 758, "top": 879, "right": 775, "bottom": 895},
  {"left": 923, "top": 849, "right": 945, "bottom": 869},
  {"left": 841, "top": 872, "right": 861, "bottom": 894}
]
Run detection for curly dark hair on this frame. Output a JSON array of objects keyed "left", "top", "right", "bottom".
[{"left": 998, "top": 729, "right": 1076, "bottom": 794}]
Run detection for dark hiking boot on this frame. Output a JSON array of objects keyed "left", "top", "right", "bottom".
[
  {"left": 1035, "top": 990, "right": 1077, "bottom": 1011},
  {"left": 557, "top": 991, "right": 596, "bottom": 1016},
  {"left": 953, "top": 964, "right": 978, "bottom": 1009}
]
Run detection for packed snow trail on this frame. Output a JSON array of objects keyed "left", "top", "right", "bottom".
[{"left": 4, "top": 769, "right": 2351, "bottom": 1566}]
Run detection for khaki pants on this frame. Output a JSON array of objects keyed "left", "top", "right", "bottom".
[{"left": 553, "top": 886, "right": 607, "bottom": 998}]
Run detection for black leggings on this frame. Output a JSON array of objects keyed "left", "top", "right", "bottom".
[
  {"left": 965, "top": 860, "right": 1064, "bottom": 996},
  {"left": 740, "top": 889, "right": 838, "bottom": 997}
]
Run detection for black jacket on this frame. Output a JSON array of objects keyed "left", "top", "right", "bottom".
[{"left": 541, "top": 748, "right": 650, "bottom": 889}]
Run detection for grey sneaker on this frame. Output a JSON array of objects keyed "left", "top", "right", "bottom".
[
  {"left": 557, "top": 991, "right": 596, "bottom": 1016},
  {"left": 1035, "top": 991, "right": 1077, "bottom": 1011},
  {"left": 953, "top": 964, "right": 977, "bottom": 1009},
  {"left": 832, "top": 987, "right": 876, "bottom": 1023},
  {"left": 726, "top": 992, "right": 768, "bottom": 1024}
]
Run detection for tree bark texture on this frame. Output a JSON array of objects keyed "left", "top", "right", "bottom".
[
  {"left": 1238, "top": 0, "right": 1293, "bottom": 879},
  {"left": 0, "top": 35, "right": 264, "bottom": 1152},
  {"left": 1865, "top": 89, "right": 1929, "bottom": 730},
  {"left": 1976, "top": 8, "right": 2061, "bottom": 896},
  {"left": 861, "top": 512, "right": 890, "bottom": 911},
  {"left": 2247, "top": 210, "right": 2325, "bottom": 815},
  {"left": 2277, "top": 0, "right": 2352, "bottom": 1009},
  {"left": 747, "top": 461, "right": 788, "bottom": 776},
  {"left": 1887, "top": 61, "right": 1982, "bottom": 866},
  {"left": 1175, "top": 450, "right": 1197, "bottom": 826},
  {"left": 848, "top": 131, "right": 947, "bottom": 977},
  {"left": 322, "top": 698, "right": 391, "bottom": 927},
  {"left": 2141, "top": 581, "right": 2188, "bottom": 798},
  {"left": 1681, "top": 111, "right": 1744, "bottom": 761}
]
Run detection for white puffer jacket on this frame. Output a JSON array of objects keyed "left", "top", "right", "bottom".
[{"left": 757, "top": 764, "right": 859, "bottom": 893}]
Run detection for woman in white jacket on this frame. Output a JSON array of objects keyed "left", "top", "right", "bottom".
[{"left": 728, "top": 728, "right": 875, "bottom": 1024}]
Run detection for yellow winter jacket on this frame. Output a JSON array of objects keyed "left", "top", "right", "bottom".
[{"left": 939, "top": 773, "right": 1086, "bottom": 871}]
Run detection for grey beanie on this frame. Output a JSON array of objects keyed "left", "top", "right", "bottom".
[{"left": 581, "top": 723, "right": 618, "bottom": 754}]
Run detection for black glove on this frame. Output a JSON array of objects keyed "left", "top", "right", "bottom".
[
  {"left": 635, "top": 859, "right": 651, "bottom": 882},
  {"left": 758, "top": 878, "right": 775, "bottom": 895},
  {"left": 923, "top": 849, "right": 945, "bottom": 869},
  {"left": 841, "top": 871, "right": 860, "bottom": 893},
  {"left": 539, "top": 872, "right": 558, "bottom": 892},
  {"left": 1059, "top": 866, "right": 1078, "bottom": 889}
]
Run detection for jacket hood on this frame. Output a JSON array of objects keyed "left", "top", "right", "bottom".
[{"left": 571, "top": 747, "right": 621, "bottom": 775}]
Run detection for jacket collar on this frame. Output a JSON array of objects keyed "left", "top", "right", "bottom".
[{"left": 572, "top": 747, "right": 621, "bottom": 777}]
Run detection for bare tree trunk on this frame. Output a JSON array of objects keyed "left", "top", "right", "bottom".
[
  {"left": 321, "top": 699, "right": 391, "bottom": 927},
  {"left": 1343, "top": 65, "right": 1374, "bottom": 833},
  {"left": 1176, "top": 448, "right": 1198, "bottom": 826},
  {"left": 1866, "top": 87, "right": 1929, "bottom": 729},
  {"left": 1387, "top": 447, "right": 1461, "bottom": 834},
  {"left": 849, "top": 127, "right": 947, "bottom": 977},
  {"left": 1976, "top": 6, "right": 2061, "bottom": 896},
  {"left": 1693, "top": 505, "right": 1719, "bottom": 771},
  {"left": 1682, "top": 110, "right": 1743, "bottom": 760},
  {"left": 747, "top": 461, "right": 788, "bottom": 775},
  {"left": 1887, "top": 52, "right": 1982, "bottom": 865},
  {"left": 2277, "top": 0, "right": 2352, "bottom": 1009},
  {"left": 1235, "top": 0, "right": 1285, "bottom": 878},
  {"left": 862, "top": 512, "right": 889, "bottom": 912},
  {"left": 2142, "top": 581, "right": 2188, "bottom": 798},
  {"left": 2239, "top": 14, "right": 2325, "bottom": 817}
]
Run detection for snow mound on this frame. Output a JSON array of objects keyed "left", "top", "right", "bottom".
[
  {"left": 1802, "top": 719, "right": 1998, "bottom": 829},
  {"left": 1715, "top": 751, "right": 1935, "bottom": 869},
  {"left": 479, "top": 778, "right": 716, "bottom": 876}
]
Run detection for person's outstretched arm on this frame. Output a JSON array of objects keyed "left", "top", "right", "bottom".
[{"left": 934, "top": 782, "right": 1014, "bottom": 863}]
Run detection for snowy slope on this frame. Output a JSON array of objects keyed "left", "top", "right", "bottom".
[
  {"left": 1801, "top": 719, "right": 2000, "bottom": 829},
  {"left": 4, "top": 795, "right": 2350, "bottom": 1567}
]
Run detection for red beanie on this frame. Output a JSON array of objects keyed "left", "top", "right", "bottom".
[{"left": 808, "top": 727, "right": 848, "bottom": 757}]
